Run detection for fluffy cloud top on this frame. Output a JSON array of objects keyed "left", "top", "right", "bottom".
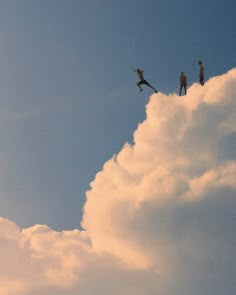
[{"left": 0, "top": 68, "right": 236, "bottom": 295}]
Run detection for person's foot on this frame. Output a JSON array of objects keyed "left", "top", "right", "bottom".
[
  {"left": 139, "top": 88, "right": 143, "bottom": 92},
  {"left": 155, "top": 90, "right": 158, "bottom": 93}
]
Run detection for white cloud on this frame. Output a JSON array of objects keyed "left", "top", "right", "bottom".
[{"left": 0, "top": 68, "right": 236, "bottom": 295}]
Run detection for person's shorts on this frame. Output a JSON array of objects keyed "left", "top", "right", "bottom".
[{"left": 138, "top": 80, "right": 150, "bottom": 86}]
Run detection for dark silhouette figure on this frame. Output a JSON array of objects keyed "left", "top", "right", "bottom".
[
  {"left": 132, "top": 68, "right": 158, "bottom": 93},
  {"left": 179, "top": 72, "right": 187, "bottom": 96},
  {"left": 198, "top": 60, "right": 204, "bottom": 85}
]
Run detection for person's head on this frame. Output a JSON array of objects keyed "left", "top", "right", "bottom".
[
  {"left": 198, "top": 60, "right": 202, "bottom": 65},
  {"left": 137, "top": 68, "right": 141, "bottom": 73}
]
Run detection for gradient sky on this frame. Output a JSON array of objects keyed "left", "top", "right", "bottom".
[{"left": 0, "top": 0, "right": 235, "bottom": 230}]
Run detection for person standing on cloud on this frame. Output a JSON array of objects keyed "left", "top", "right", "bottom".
[
  {"left": 179, "top": 72, "right": 187, "bottom": 96},
  {"left": 132, "top": 67, "right": 158, "bottom": 93},
  {"left": 198, "top": 60, "right": 204, "bottom": 85}
]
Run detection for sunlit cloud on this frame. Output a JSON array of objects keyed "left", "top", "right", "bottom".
[{"left": 0, "top": 68, "right": 236, "bottom": 295}]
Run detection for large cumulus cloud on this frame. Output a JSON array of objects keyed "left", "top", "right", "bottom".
[{"left": 0, "top": 68, "right": 236, "bottom": 295}]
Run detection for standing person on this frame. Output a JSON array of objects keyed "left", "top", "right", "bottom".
[
  {"left": 132, "top": 68, "right": 158, "bottom": 93},
  {"left": 179, "top": 72, "right": 187, "bottom": 96},
  {"left": 198, "top": 60, "right": 204, "bottom": 85}
]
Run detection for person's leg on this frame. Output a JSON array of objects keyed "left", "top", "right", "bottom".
[
  {"left": 200, "top": 75, "right": 204, "bottom": 85},
  {"left": 144, "top": 80, "right": 158, "bottom": 93},
  {"left": 147, "top": 85, "right": 158, "bottom": 93},
  {"left": 179, "top": 85, "right": 182, "bottom": 96},
  {"left": 148, "top": 85, "right": 158, "bottom": 93},
  {"left": 184, "top": 85, "right": 187, "bottom": 95},
  {"left": 137, "top": 81, "right": 143, "bottom": 92}
]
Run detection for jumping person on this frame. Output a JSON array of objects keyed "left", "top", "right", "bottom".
[
  {"left": 198, "top": 60, "right": 204, "bottom": 85},
  {"left": 179, "top": 72, "right": 187, "bottom": 96},
  {"left": 132, "top": 68, "right": 158, "bottom": 93}
]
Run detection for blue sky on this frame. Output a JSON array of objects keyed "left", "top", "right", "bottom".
[{"left": 0, "top": 0, "right": 235, "bottom": 230}]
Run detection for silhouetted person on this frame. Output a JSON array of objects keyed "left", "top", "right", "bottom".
[
  {"left": 132, "top": 68, "right": 158, "bottom": 93},
  {"left": 198, "top": 60, "right": 204, "bottom": 85},
  {"left": 179, "top": 72, "right": 187, "bottom": 96}
]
